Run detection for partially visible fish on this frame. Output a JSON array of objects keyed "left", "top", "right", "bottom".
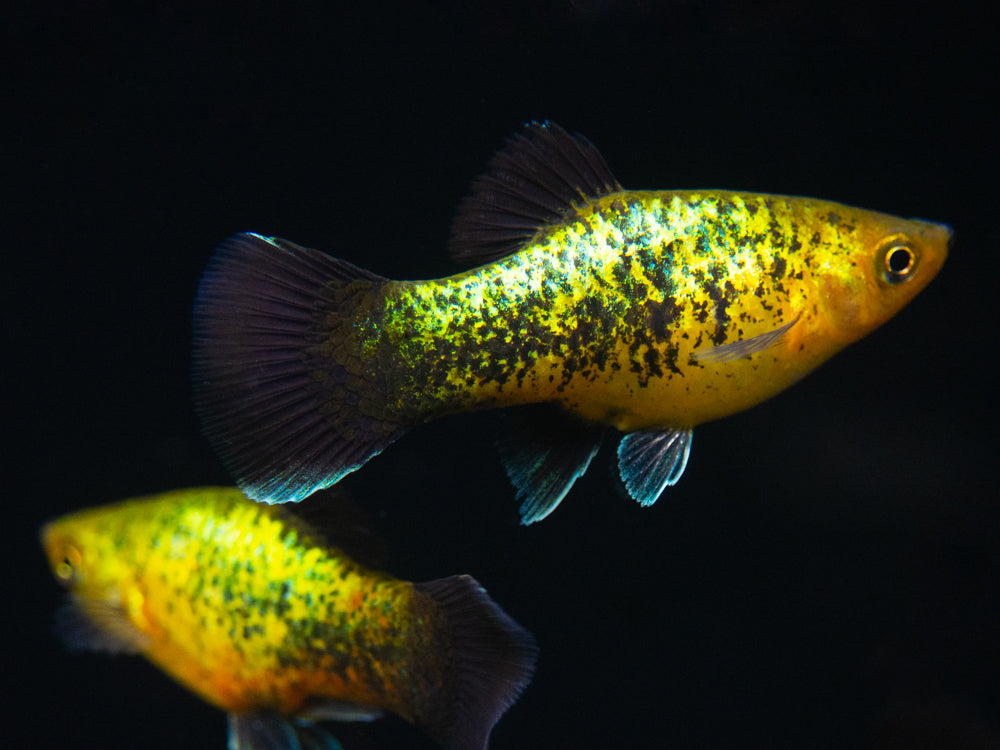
[
  {"left": 193, "top": 121, "right": 950, "bottom": 522},
  {"left": 40, "top": 487, "right": 536, "bottom": 750}
]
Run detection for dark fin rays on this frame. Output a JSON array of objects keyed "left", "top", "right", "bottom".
[
  {"left": 617, "top": 428, "right": 694, "bottom": 507},
  {"left": 693, "top": 314, "right": 801, "bottom": 364},
  {"left": 227, "top": 711, "right": 345, "bottom": 750},
  {"left": 414, "top": 575, "right": 538, "bottom": 750},
  {"left": 286, "top": 488, "right": 392, "bottom": 571},
  {"left": 449, "top": 121, "right": 623, "bottom": 264},
  {"left": 54, "top": 594, "right": 151, "bottom": 654},
  {"left": 193, "top": 233, "right": 406, "bottom": 504},
  {"left": 496, "top": 404, "right": 606, "bottom": 525}
]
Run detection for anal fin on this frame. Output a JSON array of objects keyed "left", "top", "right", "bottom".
[
  {"left": 292, "top": 720, "right": 345, "bottom": 750},
  {"left": 497, "top": 404, "right": 605, "bottom": 524},
  {"left": 227, "top": 711, "right": 344, "bottom": 750}
]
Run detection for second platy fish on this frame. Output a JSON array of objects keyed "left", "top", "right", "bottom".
[
  {"left": 193, "top": 122, "right": 950, "bottom": 522},
  {"left": 41, "top": 487, "right": 536, "bottom": 750}
]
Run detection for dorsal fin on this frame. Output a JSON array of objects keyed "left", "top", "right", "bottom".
[
  {"left": 449, "top": 121, "right": 623, "bottom": 264},
  {"left": 279, "top": 487, "right": 392, "bottom": 571}
]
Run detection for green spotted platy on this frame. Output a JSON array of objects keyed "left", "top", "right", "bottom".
[{"left": 193, "top": 122, "right": 950, "bottom": 522}]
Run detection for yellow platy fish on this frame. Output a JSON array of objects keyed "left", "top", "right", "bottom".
[
  {"left": 41, "top": 487, "right": 536, "bottom": 750},
  {"left": 193, "top": 121, "right": 950, "bottom": 522}
]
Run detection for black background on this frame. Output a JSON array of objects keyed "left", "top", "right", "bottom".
[{"left": 7, "top": 2, "right": 998, "bottom": 748}]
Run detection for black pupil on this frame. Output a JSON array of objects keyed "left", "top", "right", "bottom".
[{"left": 887, "top": 246, "right": 913, "bottom": 275}]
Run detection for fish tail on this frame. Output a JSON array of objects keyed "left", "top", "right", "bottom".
[
  {"left": 193, "top": 233, "right": 408, "bottom": 504},
  {"left": 415, "top": 575, "right": 537, "bottom": 750}
]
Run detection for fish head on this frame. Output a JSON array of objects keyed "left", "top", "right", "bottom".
[
  {"left": 41, "top": 506, "right": 155, "bottom": 653},
  {"left": 815, "top": 211, "right": 951, "bottom": 344},
  {"left": 40, "top": 506, "right": 135, "bottom": 599},
  {"left": 42, "top": 510, "right": 101, "bottom": 593}
]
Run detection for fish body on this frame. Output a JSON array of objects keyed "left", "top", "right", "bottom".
[
  {"left": 41, "top": 487, "right": 536, "bottom": 750},
  {"left": 193, "top": 122, "right": 950, "bottom": 520},
  {"left": 368, "top": 190, "right": 942, "bottom": 430}
]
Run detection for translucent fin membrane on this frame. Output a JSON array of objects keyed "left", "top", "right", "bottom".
[
  {"left": 449, "top": 121, "right": 623, "bottom": 263},
  {"left": 617, "top": 428, "right": 693, "bottom": 507},
  {"left": 497, "top": 404, "right": 606, "bottom": 524},
  {"left": 415, "top": 575, "right": 538, "bottom": 750},
  {"left": 193, "top": 233, "right": 405, "bottom": 504}
]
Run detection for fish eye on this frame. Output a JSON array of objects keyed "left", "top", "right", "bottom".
[
  {"left": 55, "top": 545, "right": 82, "bottom": 585},
  {"left": 882, "top": 242, "right": 916, "bottom": 283}
]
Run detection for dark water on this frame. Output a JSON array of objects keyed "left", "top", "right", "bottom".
[{"left": 8, "top": 3, "right": 997, "bottom": 748}]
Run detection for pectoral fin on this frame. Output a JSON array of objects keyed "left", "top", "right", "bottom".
[
  {"left": 693, "top": 314, "right": 801, "bottom": 363},
  {"left": 298, "top": 700, "right": 382, "bottom": 723},
  {"left": 617, "top": 428, "right": 693, "bottom": 507},
  {"left": 497, "top": 404, "right": 605, "bottom": 524},
  {"left": 54, "top": 594, "right": 150, "bottom": 654}
]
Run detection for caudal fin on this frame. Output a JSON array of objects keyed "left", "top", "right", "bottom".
[
  {"left": 415, "top": 575, "right": 538, "bottom": 750},
  {"left": 193, "top": 233, "right": 408, "bottom": 504}
]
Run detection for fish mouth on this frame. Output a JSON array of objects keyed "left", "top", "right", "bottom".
[
  {"left": 39, "top": 521, "right": 57, "bottom": 563},
  {"left": 925, "top": 221, "right": 952, "bottom": 277},
  {"left": 898, "top": 219, "right": 950, "bottom": 285},
  {"left": 39, "top": 520, "right": 80, "bottom": 586},
  {"left": 917, "top": 220, "right": 953, "bottom": 260}
]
